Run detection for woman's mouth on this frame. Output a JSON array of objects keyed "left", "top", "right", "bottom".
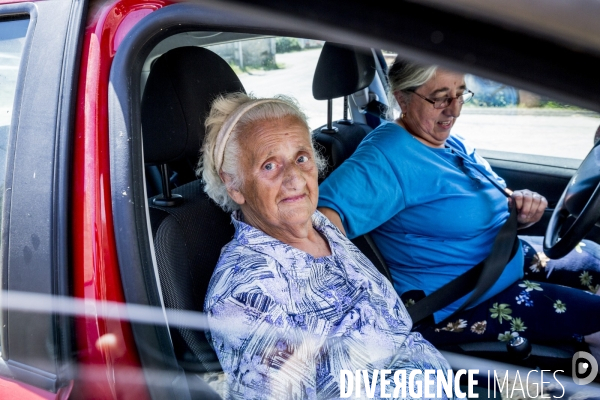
[
  {"left": 281, "top": 194, "right": 306, "bottom": 203},
  {"left": 437, "top": 120, "right": 453, "bottom": 129}
]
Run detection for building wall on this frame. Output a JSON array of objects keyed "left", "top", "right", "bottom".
[{"left": 208, "top": 38, "right": 276, "bottom": 69}]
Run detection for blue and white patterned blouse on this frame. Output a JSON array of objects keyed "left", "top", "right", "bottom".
[{"left": 205, "top": 210, "right": 451, "bottom": 399}]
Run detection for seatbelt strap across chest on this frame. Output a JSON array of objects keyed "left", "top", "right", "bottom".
[{"left": 408, "top": 144, "right": 520, "bottom": 325}]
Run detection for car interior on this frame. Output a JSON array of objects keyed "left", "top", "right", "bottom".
[
  {"left": 140, "top": 37, "right": 400, "bottom": 377},
  {"left": 106, "top": 3, "right": 600, "bottom": 398}
]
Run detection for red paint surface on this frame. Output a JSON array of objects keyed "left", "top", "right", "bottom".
[{"left": 71, "top": 0, "right": 169, "bottom": 398}]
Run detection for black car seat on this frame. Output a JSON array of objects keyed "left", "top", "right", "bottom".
[
  {"left": 141, "top": 46, "right": 244, "bottom": 375},
  {"left": 312, "top": 42, "right": 377, "bottom": 176},
  {"left": 312, "top": 43, "right": 394, "bottom": 283},
  {"left": 142, "top": 45, "right": 245, "bottom": 196}
]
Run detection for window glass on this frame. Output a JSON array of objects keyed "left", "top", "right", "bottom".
[
  {"left": 457, "top": 75, "right": 600, "bottom": 160},
  {"left": 206, "top": 37, "right": 345, "bottom": 130},
  {"left": 214, "top": 41, "right": 600, "bottom": 160},
  {"left": 0, "top": 18, "right": 28, "bottom": 208},
  {"left": 383, "top": 52, "right": 600, "bottom": 160}
]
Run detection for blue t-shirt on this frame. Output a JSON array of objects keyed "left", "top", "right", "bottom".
[{"left": 318, "top": 122, "right": 524, "bottom": 322}]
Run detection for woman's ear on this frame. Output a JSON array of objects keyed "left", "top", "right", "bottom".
[
  {"left": 220, "top": 172, "right": 245, "bottom": 205},
  {"left": 395, "top": 91, "right": 409, "bottom": 113}
]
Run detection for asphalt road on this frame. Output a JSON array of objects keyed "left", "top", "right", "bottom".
[
  {"left": 456, "top": 109, "right": 599, "bottom": 160},
  {"left": 238, "top": 48, "right": 600, "bottom": 161}
]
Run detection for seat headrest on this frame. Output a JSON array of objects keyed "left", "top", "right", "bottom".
[
  {"left": 312, "top": 42, "right": 376, "bottom": 101},
  {"left": 141, "top": 46, "right": 246, "bottom": 165}
]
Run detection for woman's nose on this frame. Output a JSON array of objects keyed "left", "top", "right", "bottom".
[
  {"left": 283, "top": 163, "right": 304, "bottom": 186},
  {"left": 444, "top": 97, "right": 462, "bottom": 117}
]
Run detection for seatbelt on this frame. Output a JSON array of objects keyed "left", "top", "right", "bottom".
[
  {"left": 408, "top": 145, "right": 520, "bottom": 325},
  {"left": 364, "top": 99, "right": 388, "bottom": 119},
  {"left": 408, "top": 207, "right": 518, "bottom": 325}
]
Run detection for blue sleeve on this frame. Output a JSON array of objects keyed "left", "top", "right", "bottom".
[{"left": 318, "top": 142, "right": 405, "bottom": 239}]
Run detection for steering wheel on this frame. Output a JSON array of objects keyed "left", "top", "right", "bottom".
[{"left": 544, "top": 143, "right": 600, "bottom": 259}]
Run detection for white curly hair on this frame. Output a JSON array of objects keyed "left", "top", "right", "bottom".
[{"left": 198, "top": 92, "right": 325, "bottom": 212}]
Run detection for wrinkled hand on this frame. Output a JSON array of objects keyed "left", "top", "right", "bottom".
[{"left": 510, "top": 189, "right": 548, "bottom": 229}]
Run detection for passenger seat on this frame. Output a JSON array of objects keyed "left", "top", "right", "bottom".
[
  {"left": 141, "top": 46, "right": 244, "bottom": 378},
  {"left": 312, "top": 42, "right": 376, "bottom": 176}
]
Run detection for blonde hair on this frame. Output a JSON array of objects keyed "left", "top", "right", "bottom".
[{"left": 198, "top": 92, "right": 325, "bottom": 212}]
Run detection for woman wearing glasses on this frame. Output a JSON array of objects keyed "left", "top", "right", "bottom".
[{"left": 318, "top": 57, "right": 600, "bottom": 356}]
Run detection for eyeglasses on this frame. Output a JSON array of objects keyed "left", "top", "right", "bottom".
[{"left": 407, "top": 89, "right": 474, "bottom": 109}]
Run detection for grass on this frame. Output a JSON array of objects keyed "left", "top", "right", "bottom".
[{"left": 538, "top": 100, "right": 583, "bottom": 110}]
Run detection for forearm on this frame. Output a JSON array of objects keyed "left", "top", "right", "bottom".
[
  {"left": 208, "top": 297, "right": 319, "bottom": 399},
  {"left": 517, "top": 221, "right": 537, "bottom": 230}
]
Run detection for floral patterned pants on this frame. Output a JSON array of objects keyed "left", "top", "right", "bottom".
[{"left": 408, "top": 236, "right": 600, "bottom": 346}]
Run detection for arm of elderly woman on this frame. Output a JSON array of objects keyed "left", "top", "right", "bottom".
[
  {"left": 207, "top": 293, "right": 324, "bottom": 399},
  {"left": 455, "top": 136, "right": 548, "bottom": 229},
  {"left": 317, "top": 131, "right": 547, "bottom": 235},
  {"left": 204, "top": 242, "right": 329, "bottom": 399},
  {"left": 207, "top": 269, "right": 456, "bottom": 399},
  {"left": 206, "top": 258, "right": 454, "bottom": 400},
  {"left": 320, "top": 188, "right": 548, "bottom": 234}
]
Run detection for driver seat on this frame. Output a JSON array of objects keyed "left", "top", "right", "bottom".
[{"left": 312, "top": 44, "right": 580, "bottom": 370}]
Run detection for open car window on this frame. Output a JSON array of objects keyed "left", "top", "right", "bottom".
[
  {"left": 207, "top": 38, "right": 346, "bottom": 130},
  {"left": 381, "top": 52, "right": 599, "bottom": 161},
  {"left": 459, "top": 76, "right": 599, "bottom": 161},
  {"left": 206, "top": 40, "right": 600, "bottom": 161},
  {"left": 223, "top": 41, "right": 600, "bottom": 162}
]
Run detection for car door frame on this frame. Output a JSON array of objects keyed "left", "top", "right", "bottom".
[{"left": 0, "top": 0, "right": 85, "bottom": 396}]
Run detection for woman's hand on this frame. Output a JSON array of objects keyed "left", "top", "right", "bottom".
[{"left": 510, "top": 189, "right": 548, "bottom": 229}]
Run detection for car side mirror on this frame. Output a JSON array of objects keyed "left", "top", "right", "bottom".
[{"left": 594, "top": 124, "right": 600, "bottom": 146}]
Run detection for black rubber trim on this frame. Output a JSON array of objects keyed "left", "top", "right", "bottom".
[
  {"left": 0, "top": 2, "right": 37, "bottom": 366},
  {"left": 52, "top": 0, "right": 87, "bottom": 389}
]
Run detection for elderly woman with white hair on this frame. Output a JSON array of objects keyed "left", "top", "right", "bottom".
[
  {"left": 200, "top": 93, "right": 451, "bottom": 400},
  {"left": 318, "top": 57, "right": 600, "bottom": 356}
]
